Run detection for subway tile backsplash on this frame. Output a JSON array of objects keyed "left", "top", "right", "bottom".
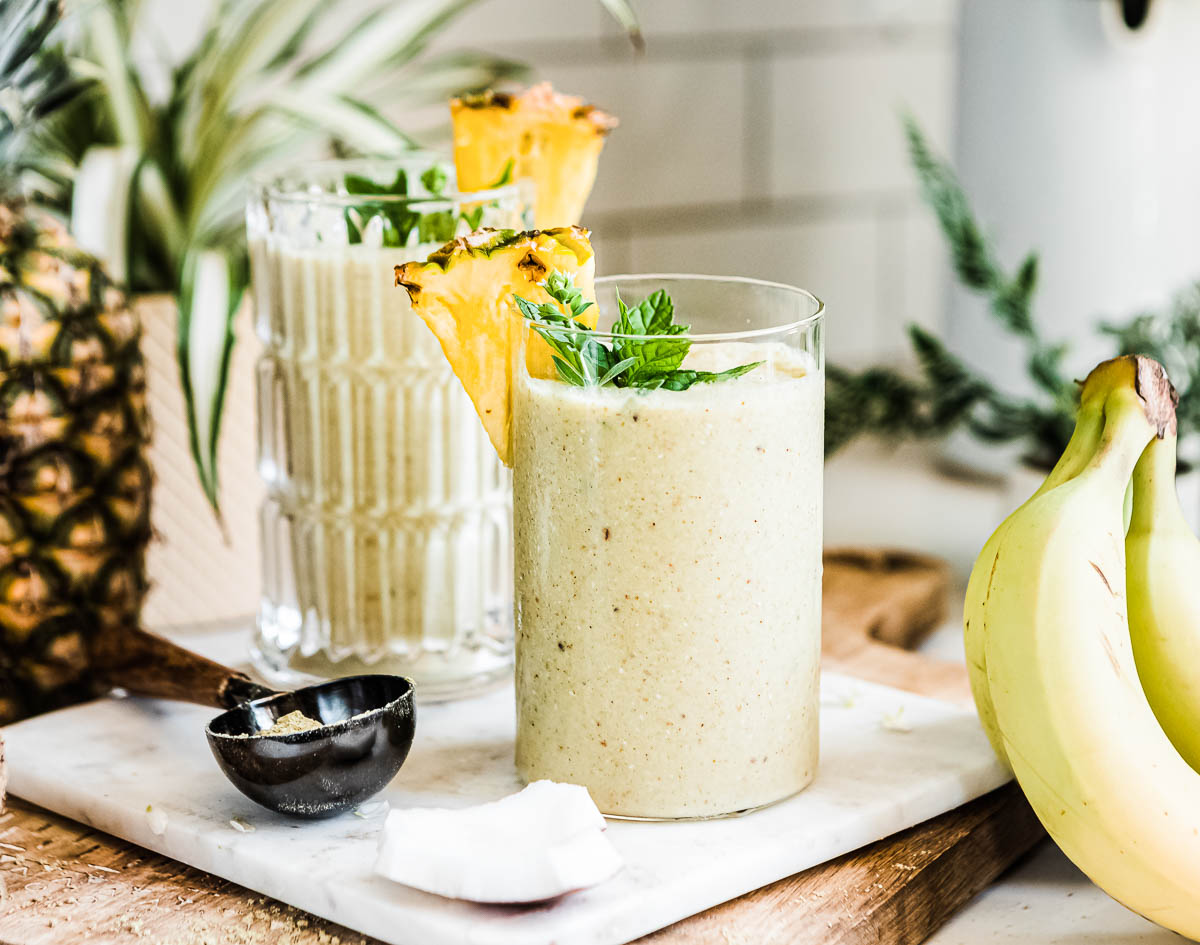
[{"left": 428, "top": 0, "right": 961, "bottom": 366}]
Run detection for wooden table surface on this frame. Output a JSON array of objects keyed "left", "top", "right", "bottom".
[{"left": 0, "top": 549, "right": 1045, "bottom": 945}]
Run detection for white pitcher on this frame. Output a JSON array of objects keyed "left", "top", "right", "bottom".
[{"left": 946, "top": 0, "right": 1200, "bottom": 474}]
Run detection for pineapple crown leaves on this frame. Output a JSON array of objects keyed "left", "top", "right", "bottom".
[
  {"left": 826, "top": 117, "right": 1200, "bottom": 467},
  {"left": 0, "top": 0, "right": 92, "bottom": 178}
]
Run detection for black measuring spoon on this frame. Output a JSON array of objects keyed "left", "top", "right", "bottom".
[{"left": 91, "top": 626, "right": 416, "bottom": 818}]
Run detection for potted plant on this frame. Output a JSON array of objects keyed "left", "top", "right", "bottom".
[
  {"left": 947, "top": 0, "right": 1200, "bottom": 431},
  {"left": 827, "top": 119, "right": 1200, "bottom": 521},
  {"left": 24, "top": 0, "right": 638, "bottom": 627}
]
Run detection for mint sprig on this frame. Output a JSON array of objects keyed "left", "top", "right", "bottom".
[
  {"left": 343, "top": 164, "right": 502, "bottom": 247},
  {"left": 514, "top": 272, "right": 763, "bottom": 391}
]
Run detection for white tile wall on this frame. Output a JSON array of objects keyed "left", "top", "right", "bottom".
[
  {"left": 626, "top": 217, "right": 881, "bottom": 363},
  {"left": 596, "top": 0, "right": 959, "bottom": 36},
  {"left": 587, "top": 226, "right": 634, "bottom": 276},
  {"left": 435, "top": 0, "right": 608, "bottom": 47},
  {"left": 877, "top": 207, "right": 950, "bottom": 359},
  {"left": 426, "top": 0, "right": 962, "bottom": 364},
  {"left": 535, "top": 60, "right": 750, "bottom": 215},
  {"left": 768, "top": 44, "right": 956, "bottom": 199}
]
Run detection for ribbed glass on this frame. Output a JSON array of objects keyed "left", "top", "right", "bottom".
[{"left": 246, "top": 157, "right": 524, "bottom": 699}]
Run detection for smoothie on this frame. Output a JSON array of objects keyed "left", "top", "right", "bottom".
[
  {"left": 250, "top": 241, "right": 512, "bottom": 692},
  {"left": 513, "top": 341, "right": 823, "bottom": 819}
]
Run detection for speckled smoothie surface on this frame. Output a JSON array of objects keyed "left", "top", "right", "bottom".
[{"left": 513, "top": 342, "right": 824, "bottom": 819}]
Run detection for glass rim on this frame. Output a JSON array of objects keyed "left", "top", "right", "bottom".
[
  {"left": 528, "top": 273, "right": 825, "bottom": 343},
  {"left": 251, "top": 154, "right": 519, "bottom": 208}
]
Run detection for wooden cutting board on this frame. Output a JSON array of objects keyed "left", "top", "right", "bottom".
[{"left": 0, "top": 549, "right": 1044, "bottom": 945}]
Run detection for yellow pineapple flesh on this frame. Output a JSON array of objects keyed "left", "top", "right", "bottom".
[
  {"left": 451, "top": 83, "right": 617, "bottom": 228},
  {"left": 395, "top": 226, "right": 595, "bottom": 464}
]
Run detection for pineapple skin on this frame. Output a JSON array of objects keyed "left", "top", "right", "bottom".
[
  {"left": 0, "top": 202, "right": 151, "bottom": 723},
  {"left": 394, "top": 226, "right": 595, "bottom": 465}
]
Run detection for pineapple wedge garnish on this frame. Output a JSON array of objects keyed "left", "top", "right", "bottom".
[
  {"left": 451, "top": 83, "right": 617, "bottom": 228},
  {"left": 395, "top": 226, "right": 595, "bottom": 465}
]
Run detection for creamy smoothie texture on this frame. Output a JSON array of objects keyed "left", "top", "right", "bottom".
[
  {"left": 513, "top": 342, "right": 823, "bottom": 819},
  {"left": 252, "top": 238, "right": 511, "bottom": 687}
]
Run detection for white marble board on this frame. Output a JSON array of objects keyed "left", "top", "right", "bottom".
[{"left": 2, "top": 628, "right": 1008, "bottom": 945}]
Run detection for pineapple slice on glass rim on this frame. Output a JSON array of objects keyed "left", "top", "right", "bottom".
[
  {"left": 451, "top": 83, "right": 617, "bottom": 229},
  {"left": 394, "top": 226, "right": 595, "bottom": 465}
]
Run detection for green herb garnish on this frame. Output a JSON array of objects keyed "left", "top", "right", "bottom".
[
  {"left": 343, "top": 163, "right": 502, "bottom": 247},
  {"left": 420, "top": 164, "right": 449, "bottom": 195},
  {"left": 490, "top": 159, "right": 515, "bottom": 188},
  {"left": 514, "top": 272, "right": 763, "bottom": 391}
]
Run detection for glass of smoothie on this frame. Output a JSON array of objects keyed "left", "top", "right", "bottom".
[
  {"left": 511, "top": 274, "right": 825, "bottom": 819},
  {"left": 247, "top": 156, "right": 525, "bottom": 698}
]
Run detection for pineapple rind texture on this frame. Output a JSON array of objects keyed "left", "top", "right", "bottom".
[
  {"left": 395, "top": 226, "right": 595, "bottom": 465},
  {"left": 0, "top": 203, "right": 151, "bottom": 723}
]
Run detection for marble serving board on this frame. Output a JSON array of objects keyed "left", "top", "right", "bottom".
[{"left": 2, "top": 629, "right": 1008, "bottom": 945}]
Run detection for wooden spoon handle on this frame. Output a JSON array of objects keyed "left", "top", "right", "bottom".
[{"left": 90, "top": 625, "right": 278, "bottom": 710}]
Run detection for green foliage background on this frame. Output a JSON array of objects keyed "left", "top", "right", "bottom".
[{"left": 826, "top": 117, "right": 1200, "bottom": 468}]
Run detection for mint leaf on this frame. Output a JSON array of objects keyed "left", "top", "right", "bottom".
[
  {"left": 490, "top": 159, "right": 515, "bottom": 188},
  {"left": 597, "top": 356, "right": 638, "bottom": 386},
  {"left": 420, "top": 164, "right": 448, "bottom": 196},
  {"left": 551, "top": 355, "right": 587, "bottom": 387},
  {"left": 613, "top": 288, "right": 690, "bottom": 383},
  {"left": 417, "top": 209, "right": 456, "bottom": 244},
  {"left": 653, "top": 361, "right": 765, "bottom": 391},
  {"left": 514, "top": 272, "right": 763, "bottom": 390},
  {"left": 544, "top": 271, "right": 594, "bottom": 320},
  {"left": 344, "top": 164, "right": 498, "bottom": 247},
  {"left": 345, "top": 169, "right": 418, "bottom": 246},
  {"left": 614, "top": 288, "right": 677, "bottom": 336},
  {"left": 460, "top": 205, "right": 485, "bottom": 230}
]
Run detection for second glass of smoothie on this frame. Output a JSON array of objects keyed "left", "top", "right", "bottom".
[
  {"left": 248, "top": 157, "right": 524, "bottom": 698},
  {"left": 512, "top": 275, "right": 825, "bottom": 819}
]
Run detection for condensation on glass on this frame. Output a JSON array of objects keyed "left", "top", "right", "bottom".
[{"left": 246, "top": 157, "right": 524, "bottom": 699}]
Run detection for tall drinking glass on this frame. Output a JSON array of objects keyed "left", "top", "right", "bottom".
[
  {"left": 512, "top": 275, "right": 825, "bottom": 819},
  {"left": 247, "top": 156, "right": 524, "bottom": 698}
]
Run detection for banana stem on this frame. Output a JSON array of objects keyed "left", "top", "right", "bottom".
[
  {"left": 1129, "top": 434, "right": 1183, "bottom": 535},
  {"left": 1083, "top": 391, "right": 1162, "bottom": 498},
  {"left": 1041, "top": 401, "right": 1105, "bottom": 495}
]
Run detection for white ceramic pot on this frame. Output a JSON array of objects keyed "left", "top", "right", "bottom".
[
  {"left": 946, "top": 0, "right": 1200, "bottom": 475},
  {"left": 138, "top": 294, "right": 264, "bottom": 629}
]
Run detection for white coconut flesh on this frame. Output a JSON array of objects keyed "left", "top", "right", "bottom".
[{"left": 374, "top": 780, "right": 623, "bottom": 903}]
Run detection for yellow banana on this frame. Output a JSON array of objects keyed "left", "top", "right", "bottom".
[
  {"left": 1126, "top": 430, "right": 1200, "bottom": 773},
  {"left": 962, "top": 367, "right": 1109, "bottom": 766},
  {"left": 982, "top": 355, "right": 1200, "bottom": 937}
]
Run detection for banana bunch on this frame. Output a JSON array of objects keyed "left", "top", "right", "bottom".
[{"left": 964, "top": 355, "right": 1200, "bottom": 937}]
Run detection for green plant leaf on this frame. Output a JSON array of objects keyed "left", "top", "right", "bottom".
[
  {"left": 132, "top": 157, "right": 186, "bottom": 274},
  {"left": 597, "top": 0, "right": 644, "bottom": 50},
  {"left": 358, "top": 51, "right": 528, "bottom": 109},
  {"left": 297, "top": 0, "right": 486, "bottom": 92},
  {"left": 206, "top": 0, "right": 328, "bottom": 97},
  {"left": 68, "top": 145, "right": 138, "bottom": 284},
  {"left": 177, "top": 248, "right": 247, "bottom": 517},
  {"left": 86, "top": 1, "right": 148, "bottom": 147},
  {"left": 36, "top": 0, "right": 638, "bottom": 518},
  {"left": 260, "top": 88, "right": 412, "bottom": 153}
]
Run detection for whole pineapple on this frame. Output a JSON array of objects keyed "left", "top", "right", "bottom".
[{"left": 0, "top": 0, "right": 151, "bottom": 723}]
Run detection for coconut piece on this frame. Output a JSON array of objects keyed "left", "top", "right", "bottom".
[
  {"left": 374, "top": 780, "right": 621, "bottom": 903},
  {"left": 0, "top": 731, "right": 6, "bottom": 813}
]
